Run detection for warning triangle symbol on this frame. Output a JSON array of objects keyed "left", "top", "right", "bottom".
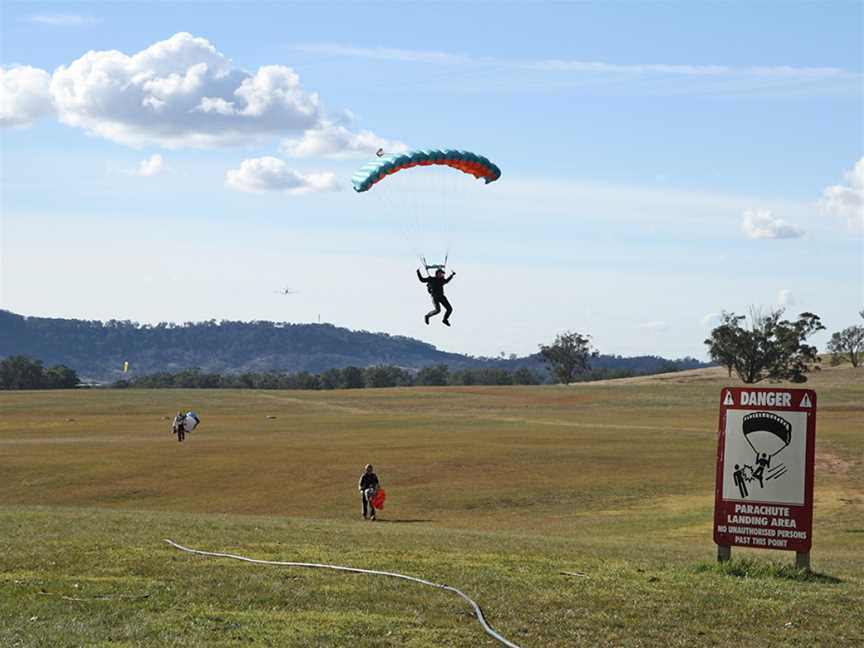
[
  {"left": 800, "top": 393, "right": 812, "bottom": 408},
  {"left": 723, "top": 391, "right": 734, "bottom": 406}
]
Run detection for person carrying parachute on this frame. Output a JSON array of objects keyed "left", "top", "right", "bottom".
[
  {"left": 358, "top": 464, "right": 384, "bottom": 521},
  {"left": 417, "top": 267, "right": 456, "bottom": 326},
  {"left": 172, "top": 411, "right": 200, "bottom": 443}
]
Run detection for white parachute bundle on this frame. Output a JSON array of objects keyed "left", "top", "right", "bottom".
[
  {"left": 182, "top": 412, "right": 200, "bottom": 433},
  {"left": 173, "top": 411, "right": 200, "bottom": 434}
]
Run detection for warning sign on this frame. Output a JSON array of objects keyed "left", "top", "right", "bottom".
[{"left": 713, "top": 388, "right": 816, "bottom": 553}]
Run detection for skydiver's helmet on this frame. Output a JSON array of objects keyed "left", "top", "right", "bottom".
[
  {"left": 435, "top": 269, "right": 445, "bottom": 277},
  {"left": 365, "top": 464, "right": 373, "bottom": 472}
]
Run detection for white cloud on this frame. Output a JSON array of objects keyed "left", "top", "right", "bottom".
[
  {"left": 701, "top": 313, "right": 722, "bottom": 328},
  {"left": 281, "top": 120, "right": 408, "bottom": 158},
  {"left": 48, "top": 32, "right": 322, "bottom": 148},
  {"left": 741, "top": 209, "right": 805, "bottom": 239},
  {"left": 1, "top": 33, "right": 399, "bottom": 155},
  {"left": 777, "top": 289, "right": 796, "bottom": 308},
  {"left": 293, "top": 43, "right": 848, "bottom": 80},
  {"left": 27, "top": 14, "right": 100, "bottom": 26},
  {"left": 225, "top": 157, "right": 339, "bottom": 194},
  {"left": 0, "top": 65, "right": 53, "bottom": 127},
  {"left": 529, "top": 60, "right": 730, "bottom": 75},
  {"left": 820, "top": 158, "right": 864, "bottom": 231},
  {"left": 129, "top": 154, "right": 165, "bottom": 177},
  {"left": 636, "top": 321, "right": 670, "bottom": 332},
  {"left": 293, "top": 43, "right": 467, "bottom": 65},
  {"left": 528, "top": 60, "right": 844, "bottom": 79}
]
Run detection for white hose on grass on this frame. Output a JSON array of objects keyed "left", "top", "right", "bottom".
[{"left": 165, "top": 539, "right": 523, "bottom": 648}]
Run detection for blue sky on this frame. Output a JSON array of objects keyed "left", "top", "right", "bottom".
[{"left": 1, "top": 1, "right": 862, "bottom": 360}]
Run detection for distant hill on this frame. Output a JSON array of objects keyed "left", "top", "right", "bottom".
[
  {"left": 0, "top": 310, "right": 709, "bottom": 382},
  {"left": 577, "top": 361, "right": 863, "bottom": 388}
]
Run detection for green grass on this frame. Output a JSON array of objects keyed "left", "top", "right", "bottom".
[
  {"left": 1, "top": 371, "right": 862, "bottom": 646},
  {"left": 694, "top": 557, "right": 842, "bottom": 583}
]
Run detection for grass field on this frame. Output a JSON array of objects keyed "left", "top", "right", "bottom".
[{"left": 1, "top": 366, "right": 862, "bottom": 647}]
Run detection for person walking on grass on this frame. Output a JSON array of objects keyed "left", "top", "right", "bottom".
[
  {"left": 358, "top": 464, "right": 380, "bottom": 521},
  {"left": 172, "top": 411, "right": 186, "bottom": 443}
]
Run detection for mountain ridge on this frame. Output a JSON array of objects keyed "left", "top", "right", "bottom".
[{"left": 0, "top": 309, "right": 709, "bottom": 381}]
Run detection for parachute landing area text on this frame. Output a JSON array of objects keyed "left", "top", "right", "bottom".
[{"left": 717, "top": 504, "right": 807, "bottom": 547}]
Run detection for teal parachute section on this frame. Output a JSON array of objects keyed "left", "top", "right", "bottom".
[{"left": 352, "top": 149, "right": 501, "bottom": 193}]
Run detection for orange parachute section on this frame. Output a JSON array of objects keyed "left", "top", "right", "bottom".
[
  {"left": 371, "top": 488, "right": 386, "bottom": 510},
  {"left": 352, "top": 149, "right": 501, "bottom": 193}
]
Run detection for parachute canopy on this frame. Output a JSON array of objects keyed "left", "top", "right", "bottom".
[
  {"left": 352, "top": 149, "right": 501, "bottom": 193},
  {"left": 742, "top": 412, "right": 791, "bottom": 457}
]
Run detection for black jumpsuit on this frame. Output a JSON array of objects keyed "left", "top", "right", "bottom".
[
  {"left": 417, "top": 270, "right": 454, "bottom": 323},
  {"left": 359, "top": 471, "right": 380, "bottom": 518}
]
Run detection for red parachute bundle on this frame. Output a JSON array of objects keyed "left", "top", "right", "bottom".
[{"left": 371, "top": 488, "right": 386, "bottom": 510}]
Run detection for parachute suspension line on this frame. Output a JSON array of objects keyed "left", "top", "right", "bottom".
[
  {"left": 421, "top": 166, "right": 451, "bottom": 271},
  {"left": 352, "top": 149, "right": 501, "bottom": 272},
  {"left": 165, "top": 540, "right": 524, "bottom": 648},
  {"left": 440, "top": 166, "right": 453, "bottom": 269},
  {"left": 439, "top": 169, "right": 450, "bottom": 271},
  {"left": 412, "top": 162, "right": 448, "bottom": 271},
  {"left": 375, "top": 178, "right": 423, "bottom": 265}
]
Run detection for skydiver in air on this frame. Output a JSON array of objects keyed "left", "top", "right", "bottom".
[{"left": 417, "top": 267, "right": 455, "bottom": 326}]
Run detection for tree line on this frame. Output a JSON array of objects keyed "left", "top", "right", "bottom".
[
  {"left": 3, "top": 308, "right": 859, "bottom": 389},
  {"left": 111, "top": 364, "right": 546, "bottom": 389},
  {"left": 0, "top": 356, "right": 647, "bottom": 391},
  {"left": 0, "top": 355, "right": 80, "bottom": 389}
]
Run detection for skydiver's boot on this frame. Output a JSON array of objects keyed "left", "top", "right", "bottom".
[
  {"left": 424, "top": 314, "right": 430, "bottom": 325},
  {"left": 442, "top": 319, "right": 451, "bottom": 327}
]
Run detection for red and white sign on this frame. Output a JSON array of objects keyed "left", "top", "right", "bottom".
[{"left": 714, "top": 387, "right": 816, "bottom": 553}]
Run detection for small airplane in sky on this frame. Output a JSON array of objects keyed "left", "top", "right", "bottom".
[{"left": 274, "top": 286, "right": 299, "bottom": 296}]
